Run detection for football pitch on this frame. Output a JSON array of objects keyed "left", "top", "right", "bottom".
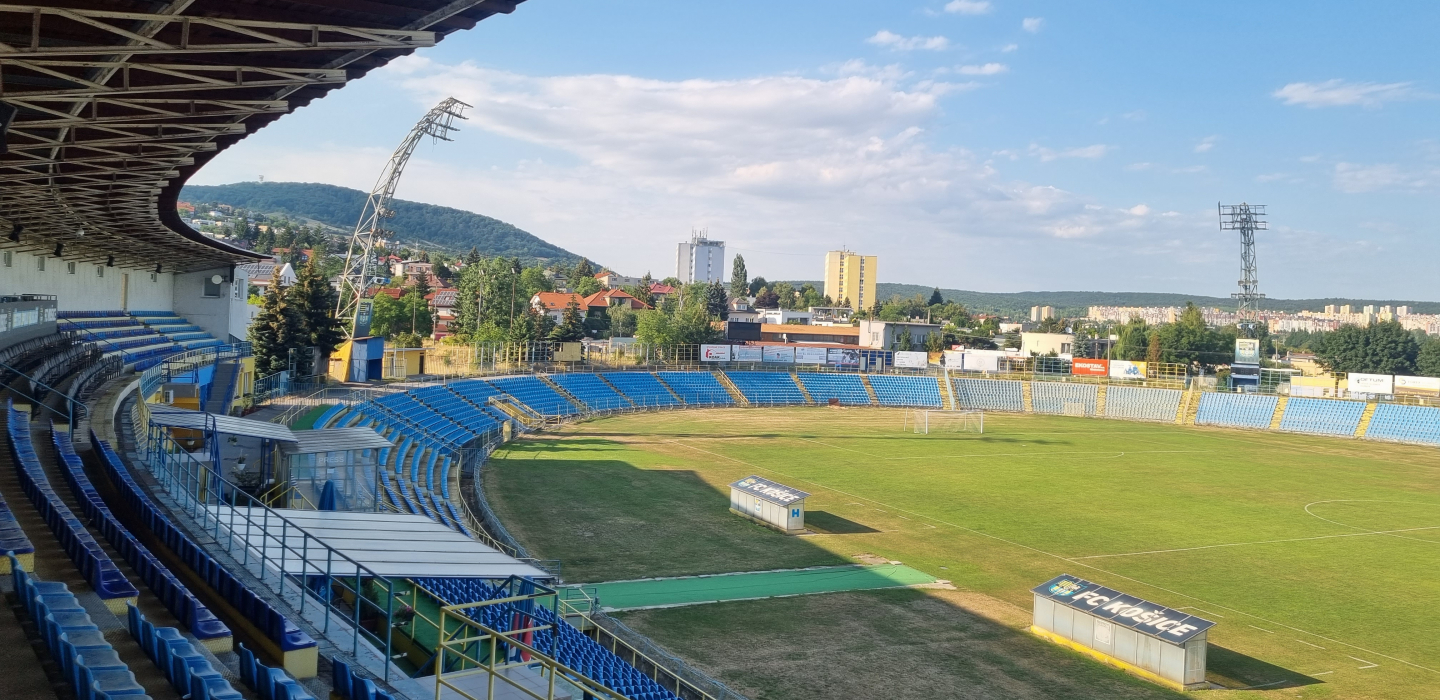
[{"left": 483, "top": 408, "right": 1440, "bottom": 699}]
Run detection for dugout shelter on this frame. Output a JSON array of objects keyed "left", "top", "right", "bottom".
[
  {"left": 1031, "top": 574, "right": 1213, "bottom": 691},
  {"left": 729, "top": 475, "right": 808, "bottom": 534}
]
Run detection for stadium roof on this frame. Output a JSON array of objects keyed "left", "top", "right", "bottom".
[{"left": 0, "top": 0, "right": 524, "bottom": 273}]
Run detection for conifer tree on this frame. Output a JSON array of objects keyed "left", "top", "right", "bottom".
[
  {"left": 729, "top": 255, "right": 748, "bottom": 299},
  {"left": 286, "top": 256, "right": 344, "bottom": 373},
  {"left": 249, "top": 284, "right": 304, "bottom": 376},
  {"left": 551, "top": 298, "right": 586, "bottom": 342}
]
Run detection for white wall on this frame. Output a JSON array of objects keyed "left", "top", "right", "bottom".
[
  {"left": 1, "top": 249, "right": 173, "bottom": 312},
  {"left": 173, "top": 267, "right": 239, "bottom": 341}
]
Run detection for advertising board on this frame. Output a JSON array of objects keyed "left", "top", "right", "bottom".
[
  {"left": 794, "top": 347, "right": 828, "bottom": 365},
  {"left": 1234, "top": 338, "right": 1261, "bottom": 365},
  {"left": 1033, "top": 574, "right": 1214, "bottom": 644},
  {"left": 827, "top": 348, "right": 859, "bottom": 366},
  {"left": 1347, "top": 372, "right": 1394, "bottom": 395},
  {"left": 1394, "top": 375, "right": 1440, "bottom": 395},
  {"left": 1109, "top": 360, "right": 1146, "bottom": 380},
  {"left": 700, "top": 344, "right": 731, "bottom": 362},
  {"left": 894, "top": 351, "right": 929, "bottom": 369},
  {"left": 762, "top": 345, "right": 795, "bottom": 364},
  {"left": 1071, "top": 358, "right": 1109, "bottom": 376},
  {"left": 733, "top": 345, "right": 763, "bottom": 363}
]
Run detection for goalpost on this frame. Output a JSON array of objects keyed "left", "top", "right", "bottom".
[{"left": 903, "top": 409, "right": 984, "bottom": 434}]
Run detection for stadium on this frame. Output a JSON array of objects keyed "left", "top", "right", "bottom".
[{"left": 0, "top": 3, "right": 1437, "bottom": 700}]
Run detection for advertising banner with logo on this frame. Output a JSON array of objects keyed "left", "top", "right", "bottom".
[
  {"left": 1394, "top": 375, "right": 1440, "bottom": 395},
  {"left": 894, "top": 351, "right": 929, "bottom": 369},
  {"left": 1109, "top": 360, "right": 1146, "bottom": 380},
  {"left": 1032, "top": 574, "right": 1214, "bottom": 644},
  {"left": 1234, "top": 338, "right": 1261, "bottom": 365},
  {"left": 700, "top": 344, "right": 731, "bottom": 362},
  {"left": 1071, "top": 358, "right": 1109, "bottom": 376},
  {"left": 795, "top": 347, "right": 828, "bottom": 365},
  {"left": 733, "top": 345, "right": 763, "bottom": 363},
  {"left": 827, "top": 348, "right": 859, "bottom": 366},
  {"left": 1347, "top": 372, "right": 1394, "bottom": 395},
  {"left": 762, "top": 345, "right": 795, "bottom": 364}
]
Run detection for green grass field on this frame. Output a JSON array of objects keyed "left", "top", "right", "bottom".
[{"left": 484, "top": 408, "right": 1440, "bottom": 700}]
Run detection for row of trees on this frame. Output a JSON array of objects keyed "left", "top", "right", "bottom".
[
  {"left": 1302, "top": 322, "right": 1440, "bottom": 376},
  {"left": 247, "top": 256, "right": 345, "bottom": 376}
]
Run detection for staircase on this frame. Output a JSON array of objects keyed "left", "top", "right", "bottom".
[
  {"left": 791, "top": 372, "right": 816, "bottom": 405},
  {"left": 937, "top": 372, "right": 955, "bottom": 410},
  {"left": 539, "top": 375, "right": 586, "bottom": 412},
  {"left": 1021, "top": 381, "right": 1034, "bottom": 413},
  {"left": 1095, "top": 384, "right": 1108, "bottom": 416},
  {"left": 490, "top": 398, "right": 543, "bottom": 428},
  {"left": 1180, "top": 391, "right": 1201, "bottom": 424},
  {"left": 651, "top": 373, "right": 688, "bottom": 405},
  {"left": 1354, "top": 402, "right": 1378, "bottom": 438},
  {"left": 203, "top": 361, "right": 238, "bottom": 415},
  {"left": 594, "top": 374, "right": 637, "bottom": 406},
  {"left": 1268, "top": 396, "right": 1289, "bottom": 430},
  {"left": 859, "top": 374, "right": 880, "bottom": 405},
  {"left": 712, "top": 370, "right": 750, "bottom": 406}
]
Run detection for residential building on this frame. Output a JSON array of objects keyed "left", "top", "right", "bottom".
[
  {"left": 531, "top": 289, "right": 649, "bottom": 323},
  {"left": 595, "top": 270, "right": 641, "bottom": 289},
  {"left": 758, "top": 324, "right": 859, "bottom": 346},
  {"left": 858, "top": 320, "right": 943, "bottom": 350},
  {"left": 391, "top": 260, "right": 433, "bottom": 280},
  {"left": 235, "top": 261, "right": 296, "bottom": 292},
  {"left": 808, "top": 306, "right": 854, "bottom": 325},
  {"left": 823, "top": 250, "right": 877, "bottom": 311},
  {"left": 1030, "top": 305, "right": 1057, "bottom": 322},
  {"left": 648, "top": 282, "right": 676, "bottom": 305},
  {"left": 728, "top": 298, "right": 761, "bottom": 323},
  {"left": 677, "top": 229, "right": 725, "bottom": 284},
  {"left": 758, "top": 309, "right": 813, "bottom": 325},
  {"left": 1021, "top": 332, "right": 1075, "bottom": 357},
  {"left": 428, "top": 289, "right": 458, "bottom": 340}
]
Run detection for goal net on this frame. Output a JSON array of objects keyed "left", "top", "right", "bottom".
[{"left": 903, "top": 409, "right": 984, "bottom": 434}]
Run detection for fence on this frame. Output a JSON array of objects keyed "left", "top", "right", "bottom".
[{"left": 138, "top": 342, "right": 251, "bottom": 400}]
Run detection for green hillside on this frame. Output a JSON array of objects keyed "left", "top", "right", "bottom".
[
  {"left": 181, "top": 181, "right": 585, "bottom": 264},
  {"left": 781, "top": 281, "right": 1440, "bottom": 317}
]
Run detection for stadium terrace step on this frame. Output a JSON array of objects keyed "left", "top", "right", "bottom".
[
  {"left": 858, "top": 374, "right": 881, "bottom": 404},
  {"left": 600, "top": 372, "right": 683, "bottom": 407},
  {"left": 1095, "top": 384, "right": 1107, "bottom": 415},
  {"left": 538, "top": 375, "right": 588, "bottom": 412},
  {"left": 790, "top": 371, "right": 816, "bottom": 405},
  {"left": 712, "top": 370, "right": 750, "bottom": 406},
  {"left": 1355, "top": 401, "right": 1378, "bottom": 437},
  {"left": 1180, "top": 390, "right": 1201, "bottom": 424},
  {"left": 938, "top": 372, "right": 956, "bottom": 410},
  {"left": 722, "top": 371, "right": 810, "bottom": 406},
  {"left": 1268, "top": 396, "right": 1289, "bottom": 430},
  {"left": 1021, "top": 380, "right": 1034, "bottom": 412},
  {"left": 550, "top": 373, "right": 632, "bottom": 411}
]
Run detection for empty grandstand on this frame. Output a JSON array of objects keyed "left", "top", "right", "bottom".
[
  {"left": 1104, "top": 386, "right": 1183, "bottom": 422},
  {"left": 796, "top": 372, "right": 872, "bottom": 405},
  {"left": 1195, "top": 393, "right": 1280, "bottom": 430}
]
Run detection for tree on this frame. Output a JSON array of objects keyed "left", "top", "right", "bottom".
[
  {"left": 892, "top": 326, "right": 915, "bottom": 351},
  {"left": 1417, "top": 339, "right": 1440, "bottom": 377},
  {"left": 574, "top": 258, "right": 594, "bottom": 280},
  {"left": 1146, "top": 331, "right": 1163, "bottom": 365},
  {"left": 572, "top": 275, "right": 602, "bottom": 297},
  {"left": 432, "top": 260, "right": 452, "bottom": 282},
  {"left": 771, "top": 282, "right": 798, "bottom": 310},
  {"left": 706, "top": 281, "right": 729, "bottom": 320},
  {"left": 464, "top": 246, "right": 481, "bottom": 265},
  {"left": 607, "top": 304, "right": 638, "bottom": 338},
  {"left": 1036, "top": 316, "right": 1067, "bottom": 333},
  {"left": 410, "top": 269, "right": 432, "bottom": 299},
  {"left": 1316, "top": 321, "right": 1419, "bottom": 375},
  {"left": 368, "top": 292, "right": 406, "bottom": 340},
  {"left": 286, "top": 255, "right": 344, "bottom": 373},
  {"left": 630, "top": 272, "right": 655, "bottom": 308},
  {"left": 551, "top": 298, "right": 586, "bottom": 342},
  {"left": 753, "top": 286, "right": 779, "bottom": 309},
  {"left": 928, "top": 288, "right": 944, "bottom": 306},
  {"left": 730, "top": 255, "right": 749, "bottom": 299},
  {"left": 248, "top": 284, "right": 304, "bottom": 376},
  {"left": 1111, "top": 316, "right": 1149, "bottom": 361},
  {"left": 748, "top": 276, "right": 768, "bottom": 296}
]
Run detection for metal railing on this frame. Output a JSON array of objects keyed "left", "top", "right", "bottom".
[
  {"left": 129, "top": 398, "right": 400, "bottom": 683},
  {"left": 139, "top": 342, "right": 251, "bottom": 400}
]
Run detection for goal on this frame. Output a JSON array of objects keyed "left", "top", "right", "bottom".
[{"left": 903, "top": 409, "right": 984, "bottom": 434}]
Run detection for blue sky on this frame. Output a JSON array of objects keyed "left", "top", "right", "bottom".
[{"left": 196, "top": 1, "right": 1440, "bottom": 300}]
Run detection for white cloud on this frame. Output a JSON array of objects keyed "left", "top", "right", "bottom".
[
  {"left": 1001, "top": 43, "right": 1019, "bottom": 53},
  {"left": 944, "top": 0, "right": 992, "bottom": 14},
  {"left": 1332, "top": 162, "right": 1432, "bottom": 193},
  {"left": 1125, "top": 162, "right": 1153, "bottom": 171},
  {"left": 1022, "top": 17, "right": 1044, "bottom": 33},
  {"left": 1193, "top": 135, "right": 1219, "bottom": 153},
  {"left": 954, "top": 63, "right": 1008, "bottom": 76},
  {"left": 1121, "top": 110, "right": 1146, "bottom": 121},
  {"left": 1029, "top": 143, "right": 1109, "bottom": 161},
  {"left": 866, "top": 30, "right": 950, "bottom": 52},
  {"left": 1272, "top": 79, "right": 1421, "bottom": 108},
  {"left": 1127, "top": 204, "right": 1150, "bottom": 216}
]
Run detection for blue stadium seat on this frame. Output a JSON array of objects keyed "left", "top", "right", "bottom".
[
  {"left": 796, "top": 373, "right": 871, "bottom": 405},
  {"left": 1103, "top": 386, "right": 1182, "bottom": 422},
  {"left": 487, "top": 376, "right": 580, "bottom": 416},
  {"left": 724, "top": 372, "right": 806, "bottom": 405},
  {"left": 951, "top": 378, "right": 1023, "bottom": 412},
  {"left": 600, "top": 372, "right": 682, "bottom": 407},
  {"left": 1030, "top": 381, "right": 1099, "bottom": 415},
  {"left": 864, "top": 375, "right": 942, "bottom": 407},
  {"left": 1363, "top": 403, "right": 1440, "bottom": 445},
  {"left": 1195, "top": 393, "right": 1279, "bottom": 429},
  {"left": 1278, "top": 397, "right": 1366, "bottom": 436},
  {"left": 655, "top": 372, "right": 734, "bottom": 405},
  {"left": 549, "top": 373, "right": 632, "bottom": 411}
]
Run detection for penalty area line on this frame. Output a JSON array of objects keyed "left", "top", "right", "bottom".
[{"left": 1069, "top": 526, "right": 1440, "bottom": 560}]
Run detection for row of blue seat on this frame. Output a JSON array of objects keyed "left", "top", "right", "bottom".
[
  {"left": 488, "top": 376, "right": 580, "bottom": 416},
  {"left": 238, "top": 642, "right": 318, "bottom": 700},
  {"left": 57, "top": 310, "right": 129, "bottom": 319},
  {"left": 797, "top": 372, "right": 871, "bottom": 405},
  {"left": 91, "top": 434, "right": 317, "bottom": 653},
  {"left": 51, "top": 425, "right": 230, "bottom": 643},
  {"left": 724, "top": 371, "right": 806, "bottom": 405},
  {"left": 332, "top": 658, "right": 398, "bottom": 700},
  {"left": 127, "top": 604, "right": 244, "bottom": 700},
  {"left": 549, "top": 373, "right": 631, "bottom": 411},
  {"left": 5, "top": 402, "right": 139, "bottom": 602},
  {"left": 654, "top": 371, "right": 734, "bottom": 405},
  {"left": 414, "top": 577, "right": 681, "bottom": 700},
  {"left": 11, "top": 556, "right": 147, "bottom": 700},
  {"left": 0, "top": 462, "right": 35, "bottom": 568}
]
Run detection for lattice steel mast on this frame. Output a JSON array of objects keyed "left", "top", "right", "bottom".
[
  {"left": 336, "top": 97, "right": 469, "bottom": 337},
  {"left": 1218, "top": 202, "right": 1267, "bottom": 337}
]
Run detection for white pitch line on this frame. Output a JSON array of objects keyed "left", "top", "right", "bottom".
[
  {"left": 665, "top": 439, "right": 1440, "bottom": 676},
  {"left": 1349, "top": 656, "right": 1380, "bottom": 670},
  {"left": 1310, "top": 671, "right": 1334, "bottom": 676},
  {"left": 1305, "top": 500, "right": 1440, "bottom": 546},
  {"left": 1249, "top": 625, "right": 1275, "bottom": 633},
  {"left": 1069, "top": 526, "right": 1440, "bottom": 559},
  {"left": 1296, "top": 639, "right": 1326, "bottom": 650}
]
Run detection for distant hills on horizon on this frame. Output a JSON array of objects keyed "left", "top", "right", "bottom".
[
  {"left": 181, "top": 181, "right": 587, "bottom": 265},
  {"left": 780, "top": 282, "right": 1440, "bottom": 318}
]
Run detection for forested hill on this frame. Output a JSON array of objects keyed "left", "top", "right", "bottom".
[
  {"left": 781, "top": 282, "right": 1440, "bottom": 317},
  {"left": 181, "top": 181, "right": 585, "bottom": 263}
]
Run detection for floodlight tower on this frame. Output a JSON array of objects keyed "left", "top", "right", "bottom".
[
  {"left": 336, "top": 97, "right": 470, "bottom": 338},
  {"left": 1219, "top": 202, "right": 1267, "bottom": 337}
]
